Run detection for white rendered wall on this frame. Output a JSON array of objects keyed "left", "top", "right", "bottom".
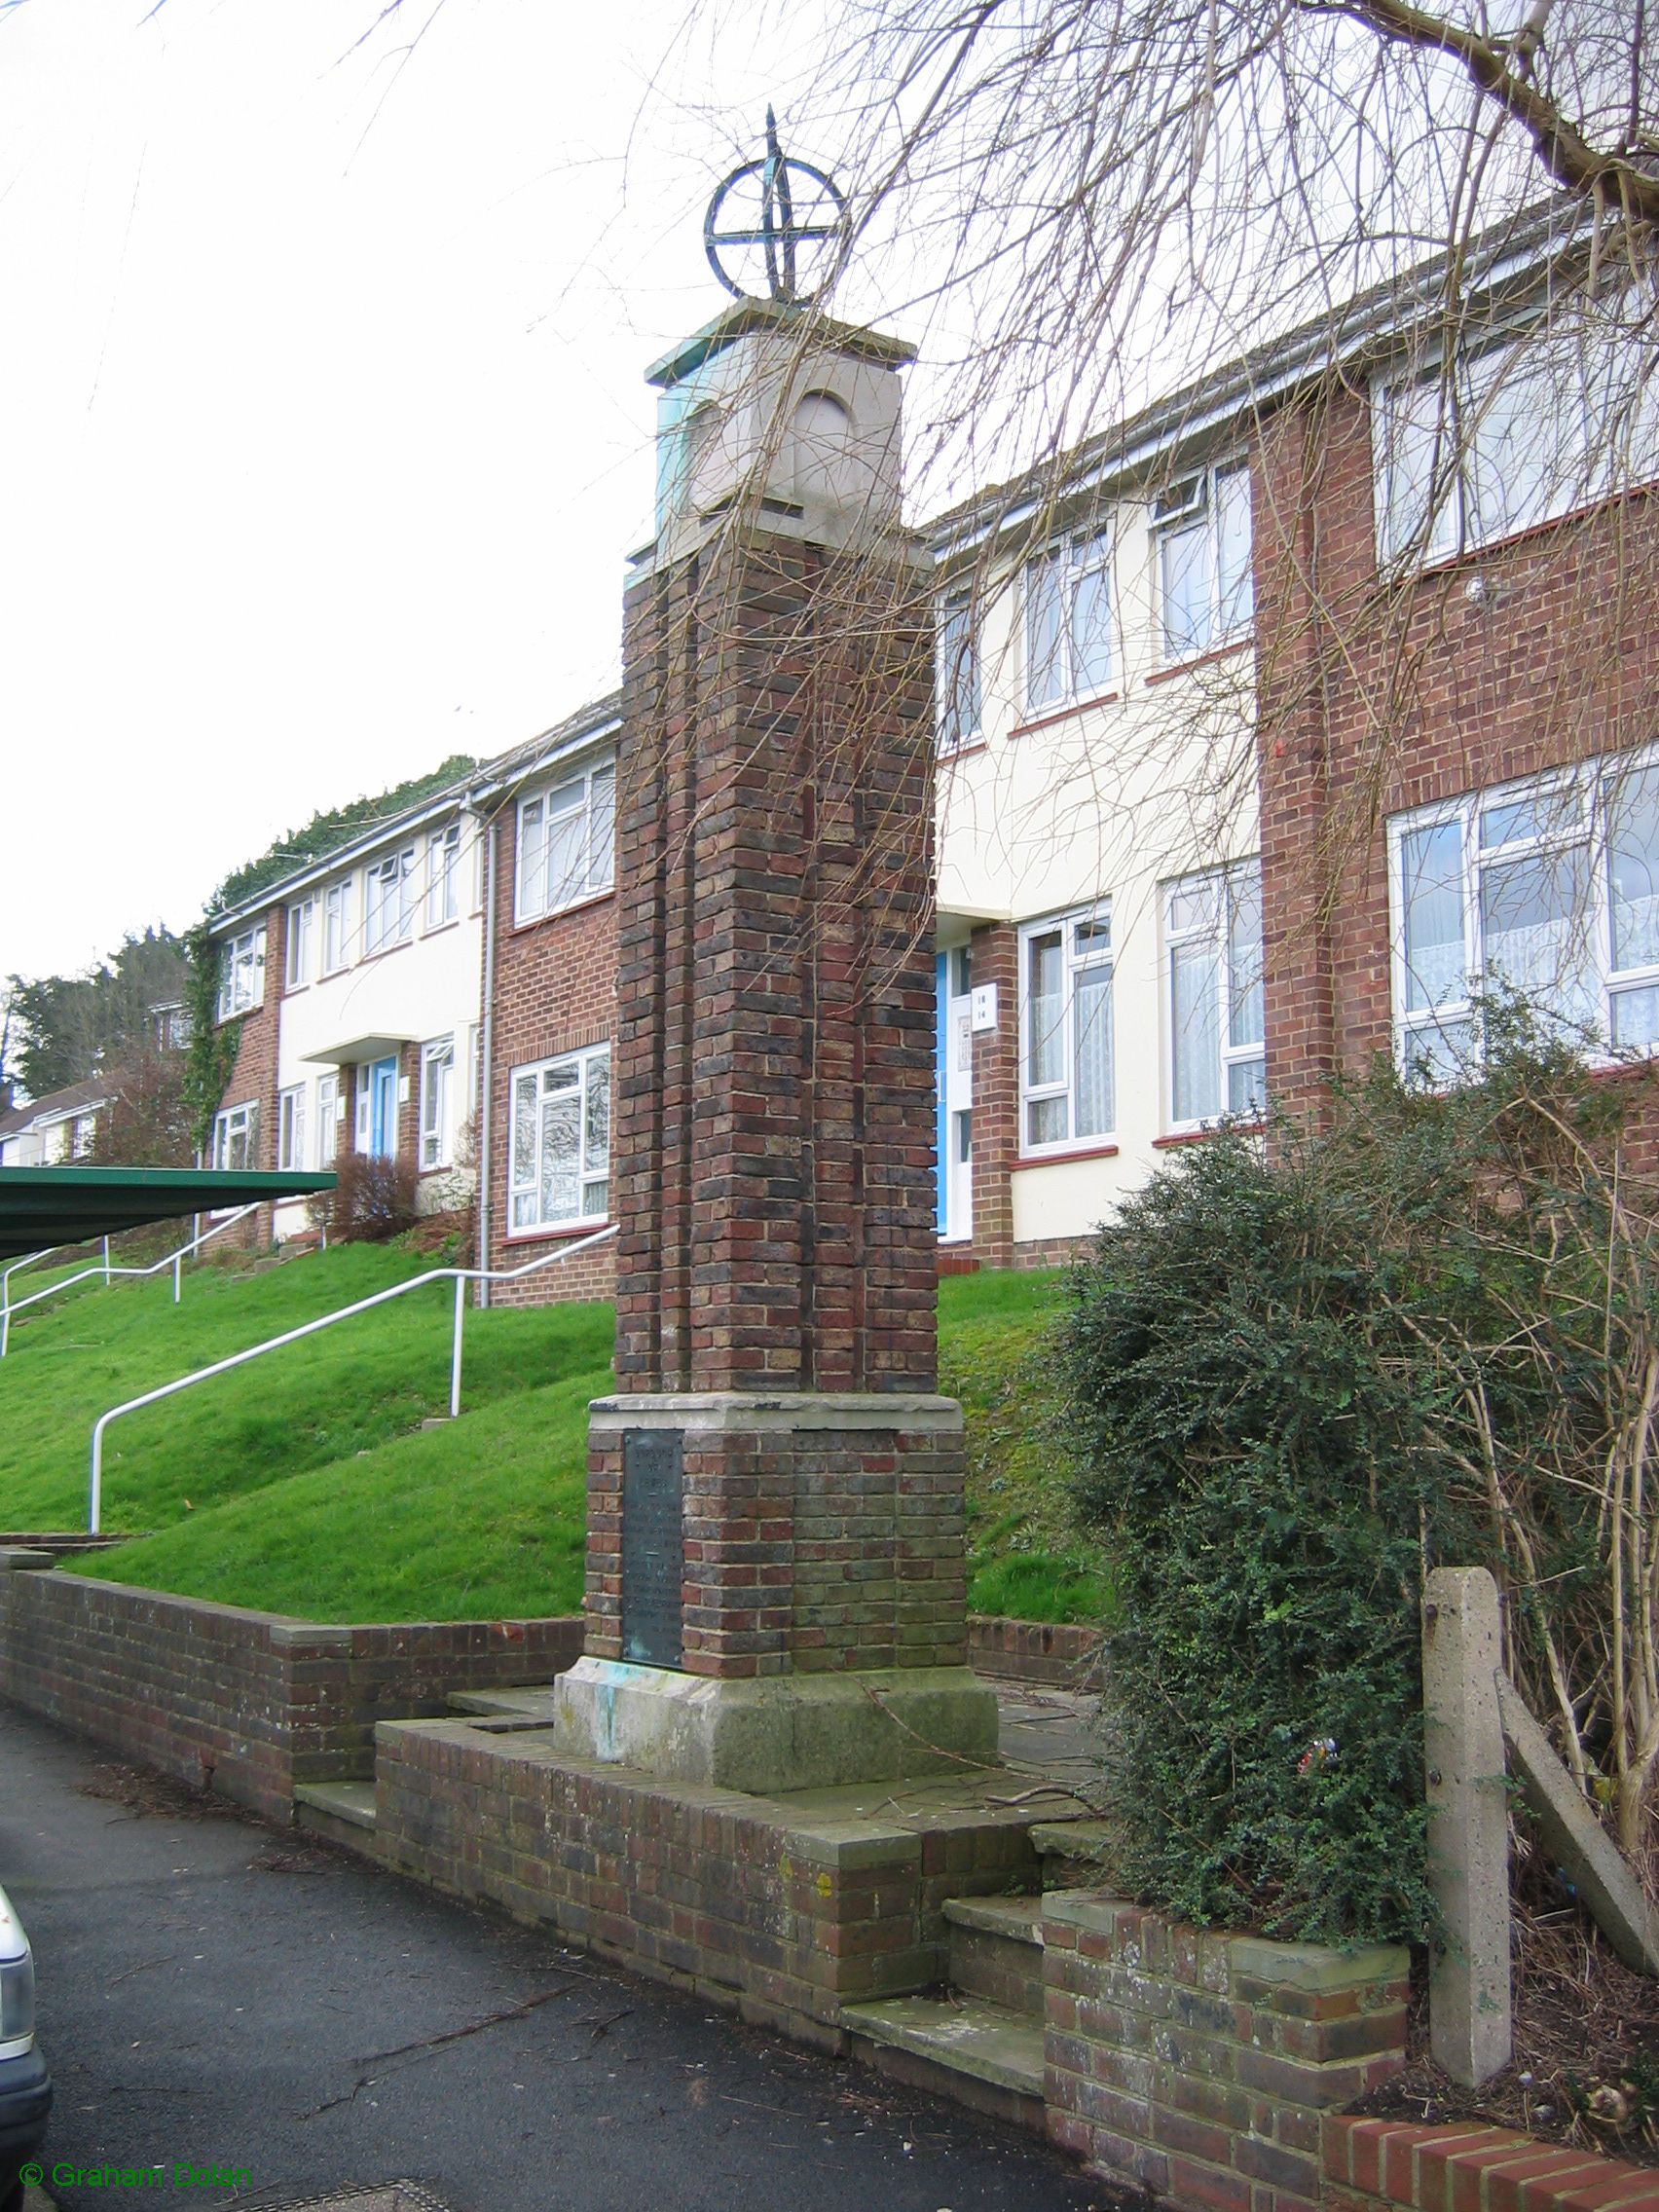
[
  {"left": 937, "top": 487, "right": 1260, "bottom": 1248},
  {"left": 272, "top": 817, "right": 485, "bottom": 1238}
]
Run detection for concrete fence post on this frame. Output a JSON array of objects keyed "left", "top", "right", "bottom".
[{"left": 1422, "top": 1565, "right": 1512, "bottom": 2085}]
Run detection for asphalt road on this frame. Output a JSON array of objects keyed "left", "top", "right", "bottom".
[{"left": 0, "top": 1703, "right": 1114, "bottom": 2212}]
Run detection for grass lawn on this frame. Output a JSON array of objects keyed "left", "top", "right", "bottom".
[
  {"left": 0, "top": 1241, "right": 1109, "bottom": 1627},
  {"left": 940, "top": 1270, "right": 1116, "bottom": 1626}
]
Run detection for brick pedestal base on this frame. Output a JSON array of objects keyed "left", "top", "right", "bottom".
[{"left": 559, "top": 1390, "right": 1000, "bottom": 1787}]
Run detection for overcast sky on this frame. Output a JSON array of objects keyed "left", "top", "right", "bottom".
[{"left": 0, "top": 0, "right": 834, "bottom": 986}]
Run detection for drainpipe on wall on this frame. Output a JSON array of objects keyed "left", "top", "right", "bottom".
[{"left": 476, "top": 807, "right": 499, "bottom": 1311}]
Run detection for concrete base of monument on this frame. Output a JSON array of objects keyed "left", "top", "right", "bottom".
[{"left": 548, "top": 1654, "right": 1001, "bottom": 1793}]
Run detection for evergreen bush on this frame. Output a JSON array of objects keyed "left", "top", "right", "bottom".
[{"left": 1058, "top": 1010, "right": 1659, "bottom": 1942}]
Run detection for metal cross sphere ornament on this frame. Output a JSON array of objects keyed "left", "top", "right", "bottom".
[{"left": 704, "top": 109, "right": 851, "bottom": 307}]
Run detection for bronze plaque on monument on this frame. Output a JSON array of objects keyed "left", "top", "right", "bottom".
[{"left": 621, "top": 1428, "right": 684, "bottom": 1668}]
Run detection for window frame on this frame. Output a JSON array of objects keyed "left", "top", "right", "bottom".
[
  {"left": 936, "top": 588, "right": 980, "bottom": 755},
  {"left": 314, "top": 1072, "right": 339, "bottom": 1169},
  {"left": 322, "top": 878, "right": 355, "bottom": 975},
  {"left": 1387, "top": 748, "right": 1659, "bottom": 1082},
  {"left": 1162, "top": 859, "right": 1267, "bottom": 1133},
  {"left": 425, "top": 823, "right": 461, "bottom": 932},
  {"left": 1021, "top": 529, "right": 1115, "bottom": 713},
  {"left": 216, "top": 926, "right": 266, "bottom": 1023},
  {"left": 285, "top": 898, "right": 314, "bottom": 990},
  {"left": 1372, "top": 323, "right": 1658, "bottom": 570},
  {"left": 364, "top": 846, "right": 418, "bottom": 956},
  {"left": 1016, "top": 903, "right": 1117, "bottom": 1158},
  {"left": 210, "top": 1099, "right": 259, "bottom": 1173},
  {"left": 419, "top": 1035, "right": 456, "bottom": 1173},
  {"left": 1151, "top": 461, "right": 1254, "bottom": 668},
  {"left": 506, "top": 1042, "right": 611, "bottom": 1235},
  {"left": 515, "top": 754, "right": 616, "bottom": 926},
  {"left": 276, "top": 1085, "right": 307, "bottom": 1172}
]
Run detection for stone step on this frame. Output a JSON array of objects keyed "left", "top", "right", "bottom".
[
  {"left": 942, "top": 1894, "right": 1046, "bottom": 2018},
  {"left": 294, "top": 1780, "right": 379, "bottom": 1859},
  {"left": 447, "top": 1685, "right": 559, "bottom": 1720},
  {"left": 841, "top": 1994, "right": 1046, "bottom": 2132},
  {"left": 1030, "top": 1816, "right": 1124, "bottom": 1890}
]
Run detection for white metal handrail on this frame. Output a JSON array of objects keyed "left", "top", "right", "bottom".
[
  {"left": 1, "top": 1248, "right": 59, "bottom": 1334},
  {"left": 0, "top": 1207, "right": 261, "bottom": 1358},
  {"left": 88, "top": 1222, "right": 618, "bottom": 1532}
]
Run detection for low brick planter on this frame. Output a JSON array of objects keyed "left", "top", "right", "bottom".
[
  {"left": 1043, "top": 1896, "right": 1410, "bottom": 2212},
  {"left": 966, "top": 1615, "right": 1104, "bottom": 1687},
  {"left": 1325, "top": 2116, "right": 1659, "bottom": 2212},
  {"left": 0, "top": 1553, "right": 582, "bottom": 1821}
]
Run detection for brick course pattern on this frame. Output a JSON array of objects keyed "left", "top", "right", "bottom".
[
  {"left": 0, "top": 1558, "right": 581, "bottom": 1822},
  {"left": 1043, "top": 1896, "right": 1409, "bottom": 2212},
  {"left": 1323, "top": 2116, "right": 1659, "bottom": 2212},
  {"left": 967, "top": 921, "right": 1018, "bottom": 1270},
  {"left": 613, "top": 530, "right": 939, "bottom": 1396},
  {"left": 373, "top": 1713, "right": 1041, "bottom": 2046},
  {"left": 966, "top": 1615, "right": 1105, "bottom": 1687}
]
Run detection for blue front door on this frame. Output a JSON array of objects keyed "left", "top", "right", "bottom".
[{"left": 369, "top": 1056, "right": 397, "bottom": 1158}]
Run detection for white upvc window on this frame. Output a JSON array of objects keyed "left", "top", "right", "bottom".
[
  {"left": 936, "top": 589, "right": 980, "bottom": 754},
  {"left": 216, "top": 926, "right": 266, "bottom": 1022},
  {"left": 508, "top": 1044, "right": 610, "bottom": 1231},
  {"left": 285, "top": 898, "right": 314, "bottom": 990},
  {"left": 70, "top": 1112, "right": 97, "bottom": 1160},
  {"left": 1153, "top": 463, "right": 1253, "bottom": 664},
  {"left": 1164, "top": 860, "right": 1266, "bottom": 1127},
  {"left": 277, "top": 1085, "right": 307, "bottom": 1171},
  {"left": 419, "top": 1036, "right": 456, "bottom": 1172},
  {"left": 323, "top": 878, "right": 355, "bottom": 974},
  {"left": 516, "top": 756, "right": 616, "bottom": 924},
  {"left": 1023, "top": 531, "right": 1113, "bottom": 711},
  {"left": 210, "top": 1100, "right": 259, "bottom": 1172},
  {"left": 1374, "top": 322, "right": 1659, "bottom": 568},
  {"left": 365, "top": 847, "right": 417, "bottom": 955},
  {"left": 1389, "top": 750, "right": 1659, "bottom": 1085},
  {"left": 1019, "top": 905, "right": 1115, "bottom": 1153},
  {"left": 425, "top": 823, "right": 461, "bottom": 931},
  {"left": 315, "top": 1073, "right": 339, "bottom": 1168}
]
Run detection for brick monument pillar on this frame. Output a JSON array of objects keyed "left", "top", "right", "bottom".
[{"left": 552, "top": 300, "right": 999, "bottom": 1791}]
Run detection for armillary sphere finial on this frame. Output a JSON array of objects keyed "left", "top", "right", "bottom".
[{"left": 703, "top": 108, "right": 851, "bottom": 307}]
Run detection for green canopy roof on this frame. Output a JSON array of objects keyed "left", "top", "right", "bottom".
[{"left": 0, "top": 1166, "right": 336, "bottom": 1262}]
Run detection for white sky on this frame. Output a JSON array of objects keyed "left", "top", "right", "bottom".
[{"left": 0, "top": 0, "right": 834, "bottom": 985}]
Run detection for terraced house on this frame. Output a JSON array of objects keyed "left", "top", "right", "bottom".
[{"left": 203, "top": 216, "right": 1659, "bottom": 1293}]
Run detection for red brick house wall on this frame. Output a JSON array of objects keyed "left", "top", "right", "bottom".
[
  {"left": 1254, "top": 376, "right": 1659, "bottom": 1113},
  {"left": 212, "top": 900, "right": 284, "bottom": 1247},
  {"left": 481, "top": 794, "right": 618, "bottom": 1309}
]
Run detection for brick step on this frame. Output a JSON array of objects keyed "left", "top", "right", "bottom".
[
  {"left": 942, "top": 1894, "right": 1046, "bottom": 2017},
  {"left": 841, "top": 1994, "right": 1046, "bottom": 2133},
  {"left": 294, "top": 1780, "right": 379, "bottom": 1859}
]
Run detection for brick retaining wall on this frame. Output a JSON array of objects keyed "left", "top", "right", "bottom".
[
  {"left": 1323, "top": 2116, "right": 1659, "bottom": 2212},
  {"left": 1043, "top": 1897, "right": 1410, "bottom": 2212},
  {"left": 0, "top": 1534, "right": 128, "bottom": 1557},
  {"left": 0, "top": 1555, "right": 582, "bottom": 1821},
  {"left": 966, "top": 1615, "right": 1104, "bottom": 1686}
]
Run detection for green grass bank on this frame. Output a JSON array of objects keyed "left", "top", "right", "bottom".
[{"left": 0, "top": 1243, "right": 1106, "bottom": 1626}]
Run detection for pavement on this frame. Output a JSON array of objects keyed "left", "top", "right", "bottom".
[{"left": 0, "top": 1701, "right": 1116, "bottom": 2212}]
